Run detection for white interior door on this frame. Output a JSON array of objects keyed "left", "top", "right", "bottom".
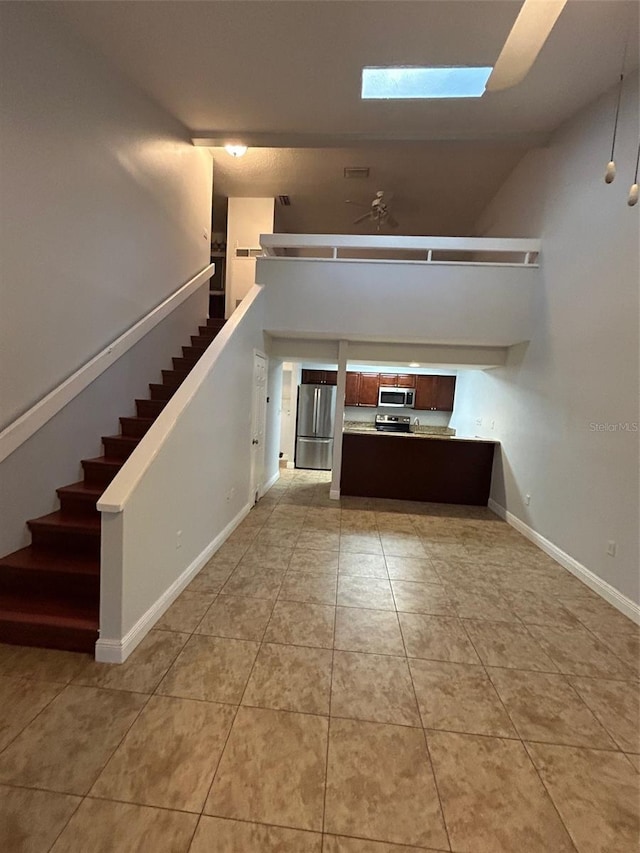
[{"left": 250, "top": 351, "right": 268, "bottom": 503}]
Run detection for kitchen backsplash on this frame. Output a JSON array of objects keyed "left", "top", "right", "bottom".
[
  {"left": 343, "top": 419, "right": 456, "bottom": 436},
  {"left": 343, "top": 406, "right": 451, "bottom": 427}
]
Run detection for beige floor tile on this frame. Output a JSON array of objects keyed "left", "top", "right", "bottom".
[
  {"left": 338, "top": 552, "right": 388, "bottom": 578},
  {"left": 410, "top": 659, "right": 515, "bottom": 737},
  {"left": 0, "top": 676, "right": 64, "bottom": 751},
  {"left": 253, "top": 528, "right": 301, "bottom": 550},
  {"left": 264, "top": 601, "right": 335, "bottom": 648},
  {"left": 0, "top": 784, "right": 80, "bottom": 853},
  {"left": 626, "top": 753, "right": 640, "bottom": 772},
  {"left": 279, "top": 571, "right": 337, "bottom": 605},
  {"left": 0, "top": 644, "right": 89, "bottom": 683},
  {"left": 380, "top": 535, "right": 427, "bottom": 559},
  {"left": 334, "top": 607, "right": 405, "bottom": 655},
  {"left": 448, "top": 586, "right": 519, "bottom": 622},
  {"left": 325, "top": 718, "right": 448, "bottom": 848},
  {"left": 594, "top": 631, "right": 640, "bottom": 677},
  {"left": 331, "top": 651, "right": 420, "bottom": 727},
  {"left": 527, "top": 623, "right": 636, "bottom": 679},
  {"left": 527, "top": 741, "right": 640, "bottom": 853},
  {"left": 92, "top": 695, "right": 234, "bottom": 811},
  {"left": 74, "top": 630, "right": 188, "bottom": 694},
  {"left": 384, "top": 555, "right": 441, "bottom": 584},
  {"left": 297, "top": 530, "right": 340, "bottom": 551},
  {"left": 428, "top": 730, "right": 574, "bottom": 852},
  {"left": 205, "top": 706, "right": 328, "bottom": 831},
  {"left": 155, "top": 591, "right": 216, "bottom": 632},
  {"left": 289, "top": 548, "right": 339, "bottom": 574},
  {"left": 188, "top": 564, "right": 234, "bottom": 593},
  {"left": 222, "top": 569, "right": 284, "bottom": 600},
  {"left": 0, "top": 685, "right": 145, "bottom": 794},
  {"left": 238, "top": 544, "right": 294, "bottom": 571},
  {"left": 190, "top": 816, "right": 322, "bottom": 852},
  {"left": 323, "top": 837, "right": 432, "bottom": 853},
  {"left": 337, "top": 576, "right": 395, "bottom": 611},
  {"left": 339, "top": 534, "right": 383, "bottom": 555},
  {"left": 502, "top": 590, "right": 579, "bottom": 626},
  {"left": 560, "top": 595, "right": 640, "bottom": 636},
  {"left": 50, "top": 797, "right": 197, "bottom": 852},
  {"left": 463, "top": 620, "right": 558, "bottom": 671},
  {"left": 399, "top": 614, "right": 480, "bottom": 663},
  {"left": 489, "top": 668, "right": 616, "bottom": 748},
  {"left": 391, "top": 581, "right": 453, "bottom": 616},
  {"left": 195, "top": 594, "right": 274, "bottom": 641},
  {"left": 242, "top": 643, "right": 332, "bottom": 714},
  {"left": 570, "top": 676, "right": 640, "bottom": 752},
  {"left": 157, "top": 635, "right": 259, "bottom": 703}
]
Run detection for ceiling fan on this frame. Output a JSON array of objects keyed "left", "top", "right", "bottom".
[
  {"left": 346, "top": 191, "right": 399, "bottom": 231},
  {"left": 485, "top": 0, "right": 567, "bottom": 92}
]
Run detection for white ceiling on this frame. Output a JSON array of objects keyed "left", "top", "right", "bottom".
[{"left": 57, "top": 0, "right": 639, "bottom": 234}]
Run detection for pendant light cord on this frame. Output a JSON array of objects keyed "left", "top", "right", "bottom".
[
  {"left": 633, "top": 139, "right": 640, "bottom": 184},
  {"left": 609, "top": 37, "right": 629, "bottom": 161}
]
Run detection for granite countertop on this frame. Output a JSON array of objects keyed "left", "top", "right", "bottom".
[{"left": 342, "top": 426, "right": 499, "bottom": 444}]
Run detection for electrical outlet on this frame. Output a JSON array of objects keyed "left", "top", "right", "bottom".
[
  {"left": 176, "top": 530, "right": 182, "bottom": 550},
  {"left": 524, "top": 494, "right": 531, "bottom": 506},
  {"left": 607, "top": 540, "right": 617, "bottom": 557}
]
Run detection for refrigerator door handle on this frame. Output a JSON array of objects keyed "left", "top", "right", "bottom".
[{"left": 313, "top": 387, "right": 319, "bottom": 435}]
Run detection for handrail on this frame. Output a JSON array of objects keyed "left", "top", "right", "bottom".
[
  {"left": 98, "top": 284, "right": 263, "bottom": 514},
  {"left": 0, "top": 264, "right": 214, "bottom": 463},
  {"left": 260, "top": 234, "right": 540, "bottom": 267}
]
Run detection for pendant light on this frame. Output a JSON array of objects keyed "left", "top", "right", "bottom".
[
  {"left": 628, "top": 140, "right": 640, "bottom": 207},
  {"left": 605, "top": 35, "right": 630, "bottom": 184}
]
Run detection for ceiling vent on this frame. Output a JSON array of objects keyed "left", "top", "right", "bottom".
[
  {"left": 344, "top": 166, "right": 370, "bottom": 179},
  {"left": 278, "top": 194, "right": 291, "bottom": 206}
]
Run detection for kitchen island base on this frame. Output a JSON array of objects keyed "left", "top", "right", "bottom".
[{"left": 340, "top": 432, "right": 496, "bottom": 505}]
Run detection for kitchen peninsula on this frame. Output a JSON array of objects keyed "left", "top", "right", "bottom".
[{"left": 341, "top": 423, "right": 497, "bottom": 505}]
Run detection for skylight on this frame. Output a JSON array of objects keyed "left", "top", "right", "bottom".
[{"left": 361, "top": 66, "right": 492, "bottom": 100}]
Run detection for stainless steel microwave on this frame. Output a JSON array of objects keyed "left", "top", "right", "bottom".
[{"left": 378, "top": 387, "right": 415, "bottom": 408}]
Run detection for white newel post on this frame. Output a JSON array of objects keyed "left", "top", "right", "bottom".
[{"left": 330, "top": 340, "right": 348, "bottom": 499}]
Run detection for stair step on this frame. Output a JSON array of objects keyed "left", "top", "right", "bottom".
[
  {"left": 0, "top": 547, "right": 100, "bottom": 600},
  {"left": 81, "top": 456, "right": 123, "bottom": 488},
  {"left": 27, "top": 511, "right": 101, "bottom": 554},
  {"left": 172, "top": 356, "right": 199, "bottom": 372},
  {"left": 120, "top": 416, "right": 155, "bottom": 438},
  {"left": 190, "top": 334, "right": 212, "bottom": 349},
  {"left": 57, "top": 482, "right": 103, "bottom": 516},
  {"left": 198, "top": 325, "right": 221, "bottom": 337},
  {"left": 135, "top": 398, "right": 167, "bottom": 418},
  {"left": 161, "top": 369, "right": 190, "bottom": 387},
  {"left": 206, "top": 318, "right": 226, "bottom": 329},
  {"left": 149, "top": 383, "right": 175, "bottom": 401},
  {"left": 102, "top": 434, "right": 140, "bottom": 460},
  {"left": 0, "top": 606, "right": 98, "bottom": 654},
  {"left": 181, "top": 345, "right": 206, "bottom": 361}
]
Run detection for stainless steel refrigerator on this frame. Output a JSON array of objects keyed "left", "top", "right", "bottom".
[{"left": 295, "top": 384, "right": 337, "bottom": 470}]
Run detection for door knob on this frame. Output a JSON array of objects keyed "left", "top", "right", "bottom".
[{"left": 252, "top": 439, "right": 259, "bottom": 445}]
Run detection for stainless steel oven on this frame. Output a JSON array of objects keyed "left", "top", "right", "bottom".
[{"left": 378, "top": 387, "right": 415, "bottom": 408}]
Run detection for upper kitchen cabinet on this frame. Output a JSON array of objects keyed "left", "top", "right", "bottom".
[
  {"left": 358, "top": 373, "right": 380, "bottom": 406},
  {"left": 414, "top": 375, "right": 456, "bottom": 411},
  {"left": 396, "top": 374, "right": 416, "bottom": 388},
  {"left": 345, "top": 372, "right": 361, "bottom": 406},
  {"left": 301, "top": 369, "right": 337, "bottom": 386}
]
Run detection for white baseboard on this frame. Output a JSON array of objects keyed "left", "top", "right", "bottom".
[
  {"left": 286, "top": 461, "right": 295, "bottom": 470},
  {"left": 488, "top": 499, "right": 640, "bottom": 626},
  {"left": 260, "top": 470, "right": 280, "bottom": 496},
  {"left": 95, "top": 501, "right": 252, "bottom": 663},
  {"left": 329, "top": 488, "right": 340, "bottom": 500}
]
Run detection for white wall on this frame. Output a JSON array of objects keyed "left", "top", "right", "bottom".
[
  {"left": 0, "top": 3, "right": 212, "bottom": 429},
  {"left": 258, "top": 256, "right": 537, "bottom": 346},
  {"left": 451, "top": 73, "right": 640, "bottom": 607},
  {"left": 225, "top": 198, "right": 275, "bottom": 317},
  {"left": 98, "top": 287, "right": 272, "bottom": 659}
]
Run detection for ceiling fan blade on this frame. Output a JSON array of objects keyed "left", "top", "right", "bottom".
[
  {"left": 353, "top": 212, "right": 372, "bottom": 224},
  {"left": 485, "top": 0, "right": 567, "bottom": 92},
  {"left": 346, "top": 199, "right": 369, "bottom": 208}
]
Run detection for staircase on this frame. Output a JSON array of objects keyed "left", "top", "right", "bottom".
[{"left": 0, "top": 318, "right": 226, "bottom": 654}]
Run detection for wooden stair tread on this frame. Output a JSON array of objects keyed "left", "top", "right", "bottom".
[
  {"left": 0, "top": 546, "right": 99, "bottom": 576},
  {"left": 82, "top": 455, "right": 124, "bottom": 467},
  {"left": 27, "top": 511, "right": 101, "bottom": 534},
  {"left": 0, "top": 606, "right": 98, "bottom": 631},
  {"left": 57, "top": 481, "right": 103, "bottom": 499}
]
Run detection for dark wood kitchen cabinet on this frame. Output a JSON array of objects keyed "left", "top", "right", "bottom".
[
  {"left": 414, "top": 375, "right": 456, "bottom": 411},
  {"left": 396, "top": 374, "right": 416, "bottom": 388},
  {"left": 301, "top": 369, "right": 337, "bottom": 385},
  {"left": 358, "top": 373, "right": 380, "bottom": 406},
  {"left": 379, "top": 374, "right": 398, "bottom": 387},
  {"left": 345, "top": 372, "right": 361, "bottom": 406}
]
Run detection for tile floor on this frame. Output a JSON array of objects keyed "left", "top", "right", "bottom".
[{"left": 0, "top": 469, "right": 638, "bottom": 852}]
